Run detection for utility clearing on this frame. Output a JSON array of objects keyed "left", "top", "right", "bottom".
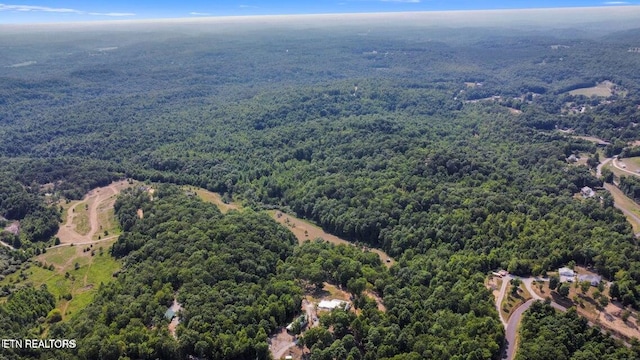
[{"left": 190, "top": 188, "right": 395, "bottom": 267}]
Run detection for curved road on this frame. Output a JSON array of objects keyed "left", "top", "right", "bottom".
[
  {"left": 505, "top": 298, "right": 535, "bottom": 360},
  {"left": 611, "top": 158, "right": 640, "bottom": 177},
  {"left": 499, "top": 276, "right": 566, "bottom": 360},
  {"left": 596, "top": 157, "right": 612, "bottom": 178}
]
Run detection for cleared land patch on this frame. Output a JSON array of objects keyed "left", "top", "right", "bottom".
[
  {"left": 191, "top": 187, "right": 395, "bottom": 267},
  {"left": 605, "top": 183, "right": 640, "bottom": 233},
  {"left": 0, "top": 180, "right": 130, "bottom": 322},
  {"left": 189, "top": 188, "right": 240, "bottom": 213},
  {"left": 0, "top": 238, "right": 120, "bottom": 321},
  {"left": 569, "top": 80, "right": 619, "bottom": 97},
  {"left": 621, "top": 157, "right": 640, "bottom": 172},
  {"left": 269, "top": 210, "right": 395, "bottom": 268}
]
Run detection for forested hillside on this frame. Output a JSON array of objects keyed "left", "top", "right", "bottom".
[{"left": 2, "top": 16, "right": 640, "bottom": 359}]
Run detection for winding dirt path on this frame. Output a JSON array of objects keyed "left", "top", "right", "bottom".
[{"left": 55, "top": 181, "right": 129, "bottom": 246}]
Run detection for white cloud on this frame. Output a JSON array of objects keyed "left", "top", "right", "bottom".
[
  {"left": 0, "top": 4, "right": 80, "bottom": 13},
  {"left": 189, "top": 12, "right": 211, "bottom": 16},
  {"left": 0, "top": 3, "right": 134, "bottom": 16}
]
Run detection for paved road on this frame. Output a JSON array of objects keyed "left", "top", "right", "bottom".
[
  {"left": 500, "top": 276, "right": 567, "bottom": 360},
  {"left": 505, "top": 298, "right": 535, "bottom": 360}
]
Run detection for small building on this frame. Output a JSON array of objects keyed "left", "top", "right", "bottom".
[
  {"left": 581, "top": 186, "right": 595, "bottom": 198},
  {"left": 559, "top": 267, "right": 576, "bottom": 283},
  {"left": 164, "top": 308, "right": 175, "bottom": 320},
  {"left": 491, "top": 269, "right": 509, "bottom": 278},
  {"left": 318, "top": 299, "right": 349, "bottom": 311},
  {"left": 286, "top": 314, "right": 308, "bottom": 332},
  {"left": 578, "top": 274, "right": 602, "bottom": 286}
]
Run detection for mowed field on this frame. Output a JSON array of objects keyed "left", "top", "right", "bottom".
[
  {"left": 0, "top": 239, "right": 120, "bottom": 320},
  {"left": 602, "top": 160, "right": 640, "bottom": 233},
  {"left": 621, "top": 157, "right": 640, "bottom": 172},
  {"left": 0, "top": 181, "right": 131, "bottom": 321},
  {"left": 569, "top": 81, "right": 616, "bottom": 97}
]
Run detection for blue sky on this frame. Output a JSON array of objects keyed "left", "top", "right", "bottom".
[{"left": 0, "top": 0, "right": 638, "bottom": 23}]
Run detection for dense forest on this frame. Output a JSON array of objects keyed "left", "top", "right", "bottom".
[{"left": 2, "top": 14, "right": 640, "bottom": 359}]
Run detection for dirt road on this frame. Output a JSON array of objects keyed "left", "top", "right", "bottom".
[
  {"left": 612, "top": 158, "right": 640, "bottom": 177},
  {"left": 0, "top": 240, "right": 14, "bottom": 250},
  {"left": 56, "top": 180, "right": 129, "bottom": 246}
]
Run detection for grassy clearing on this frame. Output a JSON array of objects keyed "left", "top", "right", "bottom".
[
  {"left": 190, "top": 187, "right": 240, "bottom": 214},
  {"left": 269, "top": 210, "right": 395, "bottom": 268},
  {"left": 605, "top": 162, "right": 629, "bottom": 180},
  {"left": 569, "top": 81, "right": 617, "bottom": 97},
  {"left": 96, "top": 203, "right": 120, "bottom": 240},
  {"left": 72, "top": 201, "right": 91, "bottom": 236},
  {"left": 59, "top": 199, "right": 80, "bottom": 224},
  {"left": 622, "top": 157, "right": 640, "bottom": 172},
  {"left": 604, "top": 183, "right": 640, "bottom": 232},
  {"left": 43, "top": 246, "right": 78, "bottom": 269},
  {"left": 569, "top": 86, "right": 612, "bottom": 97},
  {"left": 0, "top": 239, "right": 120, "bottom": 321}
]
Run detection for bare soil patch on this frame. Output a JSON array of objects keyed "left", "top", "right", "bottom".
[
  {"left": 487, "top": 276, "right": 503, "bottom": 303},
  {"left": 269, "top": 328, "right": 305, "bottom": 360},
  {"left": 56, "top": 180, "right": 130, "bottom": 245}
]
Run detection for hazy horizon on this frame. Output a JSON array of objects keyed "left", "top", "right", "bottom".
[{"left": 2, "top": 6, "right": 640, "bottom": 32}]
